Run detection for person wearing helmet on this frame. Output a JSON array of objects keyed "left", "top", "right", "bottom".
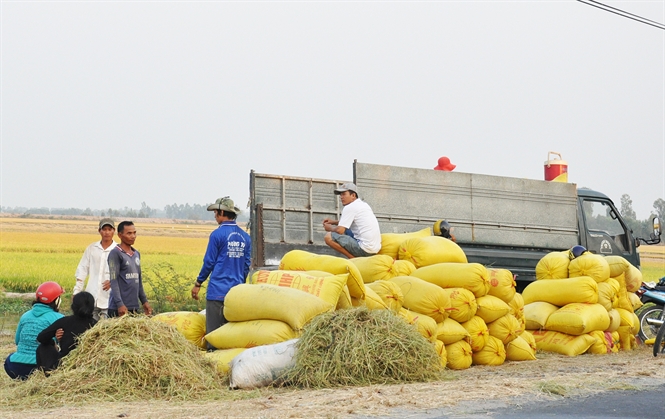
[
  {"left": 36, "top": 291, "right": 97, "bottom": 374},
  {"left": 568, "top": 245, "right": 589, "bottom": 260},
  {"left": 191, "top": 196, "right": 251, "bottom": 349},
  {"left": 322, "top": 183, "right": 381, "bottom": 259},
  {"left": 4, "top": 281, "right": 65, "bottom": 380},
  {"left": 433, "top": 220, "right": 456, "bottom": 242},
  {"left": 108, "top": 221, "right": 152, "bottom": 317},
  {"left": 73, "top": 218, "right": 118, "bottom": 320}
]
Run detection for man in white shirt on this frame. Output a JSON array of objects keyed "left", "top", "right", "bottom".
[
  {"left": 322, "top": 183, "right": 381, "bottom": 259},
  {"left": 73, "top": 218, "right": 117, "bottom": 320}
]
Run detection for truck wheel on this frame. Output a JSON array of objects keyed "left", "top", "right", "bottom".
[
  {"left": 653, "top": 324, "right": 665, "bottom": 357},
  {"left": 637, "top": 304, "right": 663, "bottom": 342}
]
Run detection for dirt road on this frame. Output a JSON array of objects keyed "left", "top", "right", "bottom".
[{"left": 1, "top": 344, "right": 663, "bottom": 419}]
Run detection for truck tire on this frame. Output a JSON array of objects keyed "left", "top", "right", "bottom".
[{"left": 637, "top": 303, "right": 663, "bottom": 342}]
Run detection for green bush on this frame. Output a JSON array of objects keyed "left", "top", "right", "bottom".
[{"left": 142, "top": 262, "right": 204, "bottom": 314}]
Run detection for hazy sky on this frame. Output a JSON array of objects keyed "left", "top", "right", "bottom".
[{"left": 2, "top": 0, "right": 664, "bottom": 219}]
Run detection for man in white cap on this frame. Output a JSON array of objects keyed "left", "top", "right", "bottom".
[
  {"left": 73, "top": 218, "right": 117, "bottom": 320},
  {"left": 191, "top": 197, "right": 251, "bottom": 349},
  {"left": 322, "top": 183, "right": 381, "bottom": 259}
]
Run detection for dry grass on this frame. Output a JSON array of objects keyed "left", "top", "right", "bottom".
[
  {"left": 287, "top": 307, "right": 445, "bottom": 388},
  {"left": 0, "top": 317, "right": 228, "bottom": 405},
  {"left": 1, "top": 342, "right": 664, "bottom": 418}
]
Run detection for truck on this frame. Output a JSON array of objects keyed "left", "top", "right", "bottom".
[{"left": 249, "top": 161, "right": 661, "bottom": 291}]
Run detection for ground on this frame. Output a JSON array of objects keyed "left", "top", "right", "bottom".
[{"left": 1, "top": 335, "right": 663, "bottom": 419}]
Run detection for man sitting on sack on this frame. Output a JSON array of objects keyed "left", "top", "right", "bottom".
[{"left": 322, "top": 182, "right": 381, "bottom": 259}]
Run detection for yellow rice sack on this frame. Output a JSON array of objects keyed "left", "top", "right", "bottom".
[
  {"left": 597, "top": 280, "right": 618, "bottom": 311},
  {"left": 508, "top": 293, "right": 525, "bottom": 323},
  {"left": 520, "top": 330, "right": 537, "bottom": 352},
  {"left": 604, "top": 256, "right": 630, "bottom": 278},
  {"left": 535, "top": 251, "right": 570, "bottom": 280},
  {"left": 412, "top": 263, "right": 490, "bottom": 298},
  {"left": 392, "top": 259, "right": 417, "bottom": 277},
  {"left": 568, "top": 253, "right": 610, "bottom": 283},
  {"left": 586, "top": 330, "right": 614, "bottom": 355},
  {"left": 336, "top": 286, "right": 352, "bottom": 310},
  {"left": 398, "top": 308, "right": 438, "bottom": 342},
  {"left": 628, "top": 292, "right": 643, "bottom": 312},
  {"left": 204, "top": 319, "right": 298, "bottom": 349},
  {"left": 363, "top": 286, "right": 389, "bottom": 310},
  {"left": 505, "top": 335, "right": 537, "bottom": 361},
  {"left": 472, "top": 335, "right": 506, "bottom": 366},
  {"left": 611, "top": 331, "right": 621, "bottom": 351},
  {"left": 350, "top": 254, "right": 395, "bottom": 283},
  {"left": 390, "top": 276, "right": 451, "bottom": 323},
  {"left": 617, "top": 325, "right": 636, "bottom": 351},
  {"left": 475, "top": 295, "right": 511, "bottom": 324},
  {"left": 446, "top": 339, "right": 473, "bottom": 370},
  {"left": 524, "top": 301, "right": 559, "bottom": 331},
  {"left": 487, "top": 268, "right": 516, "bottom": 303},
  {"left": 544, "top": 303, "right": 610, "bottom": 336},
  {"left": 624, "top": 265, "right": 642, "bottom": 293},
  {"left": 435, "top": 340, "right": 448, "bottom": 368},
  {"left": 152, "top": 311, "right": 207, "bottom": 349},
  {"left": 632, "top": 312, "right": 640, "bottom": 335},
  {"left": 398, "top": 236, "right": 468, "bottom": 268},
  {"left": 616, "top": 308, "right": 637, "bottom": 331},
  {"left": 279, "top": 250, "right": 365, "bottom": 299},
  {"left": 460, "top": 316, "right": 489, "bottom": 352},
  {"left": 532, "top": 330, "right": 598, "bottom": 356},
  {"left": 224, "top": 284, "right": 334, "bottom": 330},
  {"left": 436, "top": 318, "right": 470, "bottom": 345},
  {"left": 487, "top": 313, "right": 522, "bottom": 345},
  {"left": 249, "top": 270, "right": 348, "bottom": 307},
  {"left": 378, "top": 227, "right": 431, "bottom": 259},
  {"left": 522, "top": 276, "right": 599, "bottom": 306},
  {"left": 613, "top": 273, "right": 633, "bottom": 312},
  {"left": 366, "top": 280, "right": 404, "bottom": 313},
  {"left": 606, "top": 309, "right": 621, "bottom": 332},
  {"left": 441, "top": 287, "right": 478, "bottom": 323},
  {"left": 349, "top": 254, "right": 416, "bottom": 283},
  {"left": 204, "top": 348, "right": 246, "bottom": 374}
]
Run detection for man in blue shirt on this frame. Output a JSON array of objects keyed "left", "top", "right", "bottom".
[{"left": 192, "top": 197, "right": 251, "bottom": 349}]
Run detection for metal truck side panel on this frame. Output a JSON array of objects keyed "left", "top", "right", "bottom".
[
  {"left": 250, "top": 171, "right": 348, "bottom": 266},
  {"left": 354, "top": 162, "right": 580, "bottom": 250}
]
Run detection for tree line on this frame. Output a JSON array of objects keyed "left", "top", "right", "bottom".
[
  {"left": 0, "top": 202, "right": 249, "bottom": 222},
  {"left": 619, "top": 195, "right": 664, "bottom": 239}
]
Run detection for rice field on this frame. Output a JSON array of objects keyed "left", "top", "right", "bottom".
[
  {"left": 0, "top": 218, "right": 213, "bottom": 294},
  {"left": 1, "top": 216, "right": 663, "bottom": 294}
]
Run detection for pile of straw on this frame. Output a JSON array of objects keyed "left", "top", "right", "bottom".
[
  {"left": 5, "top": 316, "right": 224, "bottom": 404},
  {"left": 286, "top": 307, "right": 444, "bottom": 388}
]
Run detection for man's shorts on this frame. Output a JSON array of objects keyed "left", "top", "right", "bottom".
[{"left": 331, "top": 232, "right": 374, "bottom": 258}]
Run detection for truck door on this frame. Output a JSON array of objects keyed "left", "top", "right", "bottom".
[{"left": 579, "top": 198, "right": 635, "bottom": 260}]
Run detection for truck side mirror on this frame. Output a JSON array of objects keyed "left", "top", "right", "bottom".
[{"left": 652, "top": 217, "right": 661, "bottom": 239}]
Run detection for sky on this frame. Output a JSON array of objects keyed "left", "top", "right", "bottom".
[{"left": 1, "top": 0, "right": 664, "bottom": 220}]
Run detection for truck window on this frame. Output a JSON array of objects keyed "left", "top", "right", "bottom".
[{"left": 582, "top": 200, "right": 629, "bottom": 253}]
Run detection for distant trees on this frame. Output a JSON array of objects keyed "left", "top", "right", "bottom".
[
  {"left": 619, "top": 194, "right": 636, "bottom": 220},
  {"left": 164, "top": 203, "right": 209, "bottom": 220},
  {"left": 653, "top": 198, "right": 665, "bottom": 222}
]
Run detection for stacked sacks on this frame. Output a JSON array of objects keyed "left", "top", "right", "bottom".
[
  {"left": 279, "top": 250, "right": 366, "bottom": 300},
  {"left": 398, "top": 236, "right": 468, "bottom": 268},
  {"left": 350, "top": 254, "right": 416, "bottom": 283},
  {"left": 202, "top": 281, "right": 337, "bottom": 371},
  {"left": 524, "top": 251, "right": 642, "bottom": 356},
  {"left": 277, "top": 241, "right": 536, "bottom": 371},
  {"left": 378, "top": 227, "right": 431, "bottom": 259},
  {"left": 408, "top": 262, "right": 530, "bottom": 368},
  {"left": 152, "top": 311, "right": 208, "bottom": 350}
]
